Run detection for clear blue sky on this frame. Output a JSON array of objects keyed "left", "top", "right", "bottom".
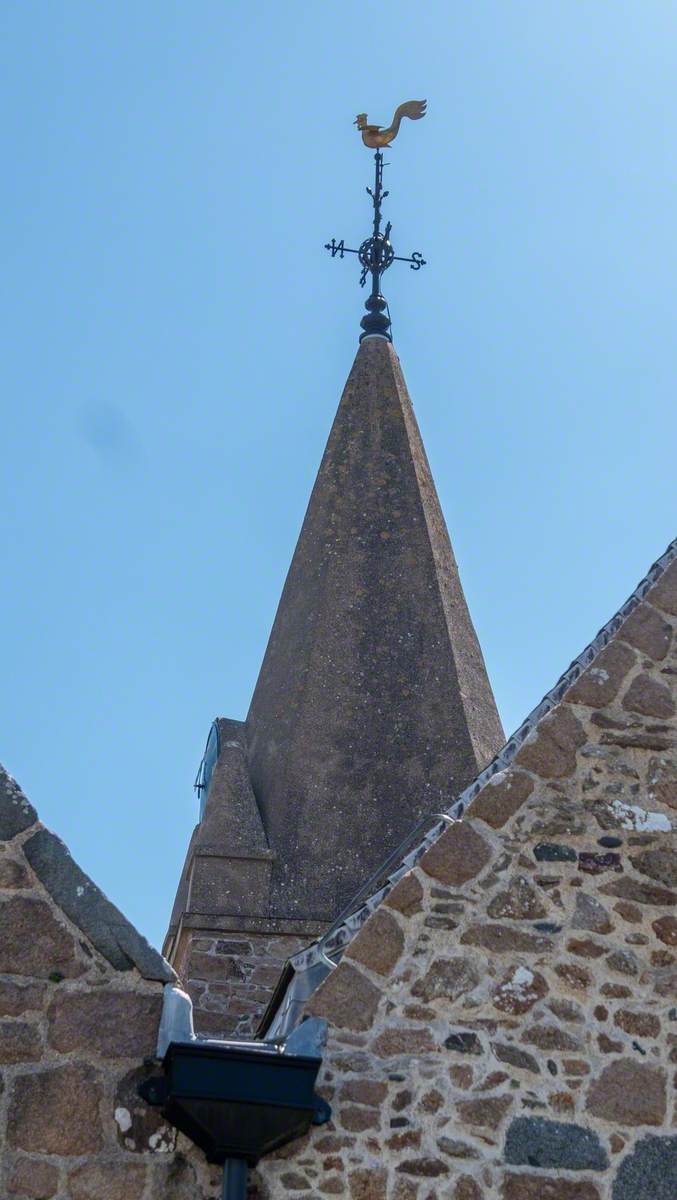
[{"left": 2, "top": 3, "right": 675, "bottom": 949}]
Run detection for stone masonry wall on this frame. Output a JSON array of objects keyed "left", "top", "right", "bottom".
[
  {"left": 0, "top": 770, "right": 222, "bottom": 1200},
  {"left": 176, "top": 930, "right": 307, "bottom": 1039},
  {"left": 250, "top": 557, "right": 677, "bottom": 1199}
]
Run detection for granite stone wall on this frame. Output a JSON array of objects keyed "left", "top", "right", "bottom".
[
  {"left": 179, "top": 931, "right": 307, "bottom": 1039},
  {"left": 250, "top": 558, "right": 677, "bottom": 1199},
  {"left": 0, "top": 770, "right": 221, "bottom": 1200}
]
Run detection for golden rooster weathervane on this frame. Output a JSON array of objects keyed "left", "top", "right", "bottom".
[
  {"left": 354, "top": 99, "right": 427, "bottom": 149},
  {"left": 325, "top": 101, "right": 427, "bottom": 342}
]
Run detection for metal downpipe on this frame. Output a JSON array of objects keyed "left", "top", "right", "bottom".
[{"left": 222, "top": 1158, "right": 248, "bottom": 1200}]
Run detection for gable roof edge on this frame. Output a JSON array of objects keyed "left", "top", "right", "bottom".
[{"left": 0, "top": 765, "right": 176, "bottom": 984}]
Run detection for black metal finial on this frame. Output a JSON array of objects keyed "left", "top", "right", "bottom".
[{"left": 325, "top": 148, "right": 426, "bottom": 342}]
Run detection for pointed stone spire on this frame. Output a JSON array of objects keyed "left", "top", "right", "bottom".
[{"left": 245, "top": 337, "right": 504, "bottom": 921}]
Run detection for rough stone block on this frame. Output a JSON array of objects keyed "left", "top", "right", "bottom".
[
  {"left": 622, "top": 674, "right": 675, "bottom": 719},
  {"left": 372, "top": 1027, "right": 437, "bottom": 1057},
  {"left": 621, "top": 604, "right": 672, "bottom": 661},
  {"left": 453, "top": 1176, "right": 482, "bottom": 1200},
  {"left": 487, "top": 875, "right": 547, "bottom": 920},
  {"left": 278, "top": 1171, "right": 311, "bottom": 1191},
  {"left": 307, "top": 962, "right": 381, "bottom": 1031},
  {"left": 214, "top": 939, "right": 253, "bottom": 956},
  {"left": 600, "top": 877, "right": 676, "bottom": 906},
  {"left": 68, "top": 1161, "right": 147, "bottom": 1200},
  {"left": 318, "top": 1178, "right": 345, "bottom": 1196},
  {"left": 534, "top": 842, "right": 577, "bottom": 862},
  {"left": 567, "top": 937, "right": 606, "bottom": 959},
  {"left": 411, "top": 956, "right": 480, "bottom": 1003},
  {"left": 521, "top": 1025, "right": 582, "bottom": 1052},
  {"left": 612, "top": 1133, "right": 677, "bottom": 1200},
  {"left": 613, "top": 900, "right": 643, "bottom": 924},
  {"left": 348, "top": 1169, "right": 387, "bottom": 1200},
  {"left": 395, "top": 1159, "right": 449, "bottom": 1178},
  {"left": 142, "top": 1156, "right": 205, "bottom": 1200},
  {"left": 653, "top": 964, "right": 677, "bottom": 996},
  {"left": 578, "top": 851, "right": 622, "bottom": 875},
  {"left": 339, "top": 1079, "right": 387, "bottom": 1106},
  {"left": 345, "top": 909, "right": 405, "bottom": 976},
  {"left": 392, "top": 1181, "right": 418, "bottom": 1200},
  {"left": 492, "top": 1042, "right": 540, "bottom": 1073},
  {"left": 437, "top": 1137, "right": 479, "bottom": 1160},
  {"left": 249, "top": 963, "right": 283, "bottom": 988},
  {"left": 441, "top": 1033, "right": 482, "bottom": 1059},
  {"left": 504, "top": 1116, "right": 608, "bottom": 1170},
  {"left": 572, "top": 893, "right": 613, "bottom": 934},
  {"left": 8, "top": 1064, "right": 103, "bottom": 1153},
  {"left": 0, "top": 857, "right": 30, "bottom": 887},
  {"left": 0, "top": 980, "right": 47, "bottom": 1017},
  {"left": 613, "top": 1010, "right": 660, "bottom": 1038},
  {"left": 0, "top": 1020, "right": 41, "bottom": 1063},
  {"left": 647, "top": 755, "right": 677, "bottom": 810},
  {"left": 630, "top": 847, "right": 677, "bottom": 888},
  {"left": 383, "top": 871, "right": 423, "bottom": 916},
  {"left": 0, "top": 898, "right": 83, "bottom": 979},
  {"left": 186, "top": 952, "right": 246, "bottom": 984},
  {"left": 461, "top": 923, "right": 552, "bottom": 954},
  {"left": 648, "top": 560, "right": 677, "bottom": 617},
  {"left": 502, "top": 1177, "right": 601, "bottom": 1200},
  {"left": 605, "top": 949, "right": 639, "bottom": 975},
  {"left": 555, "top": 962, "right": 591, "bottom": 990},
  {"left": 566, "top": 641, "right": 637, "bottom": 706},
  {"left": 515, "top": 707, "right": 586, "bottom": 779},
  {"left": 492, "top": 965, "right": 548, "bottom": 1015},
  {"left": 600, "top": 730, "right": 675, "bottom": 751},
  {"left": 586, "top": 1060, "right": 666, "bottom": 1125},
  {"left": 653, "top": 915, "right": 677, "bottom": 945},
  {"left": 47, "top": 990, "right": 161, "bottom": 1058},
  {"left": 468, "top": 770, "right": 534, "bottom": 829},
  {"left": 457, "top": 1094, "right": 512, "bottom": 1130},
  {"left": 548, "top": 997, "right": 585, "bottom": 1022},
  {"left": 7, "top": 1156, "right": 60, "bottom": 1198},
  {"left": 419, "top": 821, "right": 492, "bottom": 887},
  {"left": 341, "top": 1105, "right": 379, "bottom": 1132}
]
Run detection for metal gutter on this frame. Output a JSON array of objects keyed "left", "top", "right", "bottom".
[{"left": 143, "top": 986, "right": 329, "bottom": 1199}]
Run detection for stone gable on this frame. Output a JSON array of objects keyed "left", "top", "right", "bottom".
[
  {"left": 0, "top": 767, "right": 220, "bottom": 1199},
  {"left": 251, "top": 555, "right": 677, "bottom": 1199}
]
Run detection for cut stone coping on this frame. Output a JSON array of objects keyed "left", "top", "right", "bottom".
[
  {"left": 1, "top": 765, "right": 175, "bottom": 984},
  {"left": 23, "top": 828, "right": 175, "bottom": 982},
  {"left": 0, "top": 769, "right": 38, "bottom": 839}
]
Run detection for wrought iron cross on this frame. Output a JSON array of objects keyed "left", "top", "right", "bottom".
[{"left": 325, "top": 147, "right": 426, "bottom": 342}]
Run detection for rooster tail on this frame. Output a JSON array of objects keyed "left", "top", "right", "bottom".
[{"left": 390, "top": 99, "right": 427, "bottom": 133}]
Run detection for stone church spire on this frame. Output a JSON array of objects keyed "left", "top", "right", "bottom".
[
  {"left": 246, "top": 336, "right": 504, "bottom": 920},
  {"left": 165, "top": 335, "right": 504, "bottom": 1035}
]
